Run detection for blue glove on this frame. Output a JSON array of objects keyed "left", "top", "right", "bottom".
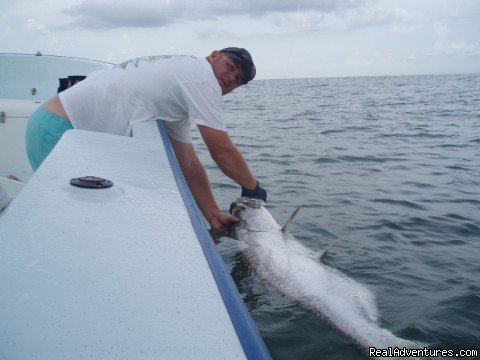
[{"left": 241, "top": 181, "right": 267, "bottom": 203}]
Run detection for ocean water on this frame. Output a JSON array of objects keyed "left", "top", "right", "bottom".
[{"left": 192, "top": 74, "right": 480, "bottom": 359}]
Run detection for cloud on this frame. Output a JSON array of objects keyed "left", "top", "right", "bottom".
[
  {"left": 26, "top": 18, "right": 48, "bottom": 34},
  {"left": 388, "top": 25, "right": 422, "bottom": 34},
  {"left": 434, "top": 40, "right": 480, "bottom": 56},
  {"left": 432, "top": 22, "right": 479, "bottom": 56},
  {"left": 345, "top": 51, "right": 397, "bottom": 68},
  {"left": 63, "top": 1, "right": 180, "bottom": 28},
  {"left": 270, "top": 11, "right": 328, "bottom": 31},
  {"left": 345, "top": 7, "right": 419, "bottom": 30},
  {"left": 63, "top": 0, "right": 367, "bottom": 29},
  {"left": 0, "top": 15, "right": 13, "bottom": 35},
  {"left": 2, "top": 0, "right": 29, "bottom": 9},
  {"left": 195, "top": 11, "right": 329, "bottom": 40},
  {"left": 433, "top": 22, "right": 448, "bottom": 38},
  {"left": 436, "top": 1, "right": 480, "bottom": 20}
]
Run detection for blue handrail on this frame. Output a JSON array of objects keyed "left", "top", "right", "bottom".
[{"left": 156, "top": 120, "right": 271, "bottom": 360}]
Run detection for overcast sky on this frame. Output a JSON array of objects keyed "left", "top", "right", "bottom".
[{"left": 2, "top": 0, "right": 479, "bottom": 79}]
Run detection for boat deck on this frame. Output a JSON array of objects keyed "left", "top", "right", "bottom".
[{"left": 0, "top": 123, "right": 269, "bottom": 359}]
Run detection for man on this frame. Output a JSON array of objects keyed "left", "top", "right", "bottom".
[{"left": 25, "top": 47, "right": 267, "bottom": 233}]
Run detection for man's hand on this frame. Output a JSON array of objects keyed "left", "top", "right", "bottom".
[
  {"left": 241, "top": 181, "right": 267, "bottom": 203},
  {"left": 208, "top": 212, "right": 239, "bottom": 234}
]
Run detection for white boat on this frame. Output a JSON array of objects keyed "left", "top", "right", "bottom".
[
  {"left": 0, "top": 53, "right": 270, "bottom": 359},
  {"left": 0, "top": 52, "right": 113, "bottom": 182}
]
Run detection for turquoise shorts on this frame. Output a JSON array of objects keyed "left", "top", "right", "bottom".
[{"left": 25, "top": 106, "right": 73, "bottom": 171}]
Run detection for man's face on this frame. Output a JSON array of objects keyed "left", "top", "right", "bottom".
[{"left": 207, "top": 51, "right": 245, "bottom": 95}]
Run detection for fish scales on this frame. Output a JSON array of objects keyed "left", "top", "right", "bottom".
[{"left": 230, "top": 197, "right": 421, "bottom": 353}]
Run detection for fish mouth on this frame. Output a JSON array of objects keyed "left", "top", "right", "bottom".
[{"left": 229, "top": 201, "right": 246, "bottom": 218}]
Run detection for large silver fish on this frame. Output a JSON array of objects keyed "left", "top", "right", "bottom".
[{"left": 229, "top": 197, "right": 421, "bottom": 353}]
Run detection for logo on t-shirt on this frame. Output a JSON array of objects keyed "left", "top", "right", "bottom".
[{"left": 116, "top": 55, "right": 195, "bottom": 69}]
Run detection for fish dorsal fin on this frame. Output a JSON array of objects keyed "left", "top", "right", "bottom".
[
  {"left": 317, "top": 241, "right": 336, "bottom": 262},
  {"left": 281, "top": 206, "right": 302, "bottom": 233}
]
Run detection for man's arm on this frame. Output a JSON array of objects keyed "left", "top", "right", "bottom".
[
  {"left": 197, "top": 125, "right": 258, "bottom": 191},
  {"left": 169, "top": 135, "right": 238, "bottom": 232}
]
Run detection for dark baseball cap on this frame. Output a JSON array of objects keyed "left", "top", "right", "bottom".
[{"left": 220, "top": 47, "right": 256, "bottom": 85}]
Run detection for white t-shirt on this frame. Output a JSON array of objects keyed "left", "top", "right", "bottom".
[{"left": 59, "top": 55, "right": 226, "bottom": 143}]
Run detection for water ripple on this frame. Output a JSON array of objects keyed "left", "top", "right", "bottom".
[
  {"left": 372, "top": 198, "right": 426, "bottom": 210},
  {"left": 200, "top": 74, "right": 480, "bottom": 360}
]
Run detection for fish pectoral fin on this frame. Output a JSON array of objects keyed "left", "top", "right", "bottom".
[
  {"left": 281, "top": 205, "right": 302, "bottom": 234},
  {"left": 317, "top": 241, "right": 336, "bottom": 262}
]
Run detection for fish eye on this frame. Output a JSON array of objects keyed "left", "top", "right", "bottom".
[
  {"left": 232, "top": 205, "right": 246, "bottom": 218},
  {"left": 230, "top": 201, "right": 247, "bottom": 215}
]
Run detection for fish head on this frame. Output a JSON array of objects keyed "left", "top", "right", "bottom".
[
  {"left": 229, "top": 197, "right": 265, "bottom": 217},
  {"left": 229, "top": 197, "right": 280, "bottom": 234}
]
